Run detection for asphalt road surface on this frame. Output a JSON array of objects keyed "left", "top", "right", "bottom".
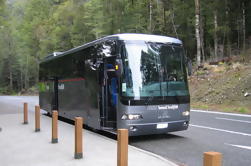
[
  {"left": 130, "top": 110, "right": 251, "bottom": 166},
  {"left": 1, "top": 96, "right": 250, "bottom": 166}
]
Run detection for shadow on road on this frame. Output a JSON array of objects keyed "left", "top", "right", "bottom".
[{"left": 130, "top": 133, "right": 186, "bottom": 143}]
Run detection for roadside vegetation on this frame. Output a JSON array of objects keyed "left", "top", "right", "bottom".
[
  {"left": 190, "top": 51, "right": 251, "bottom": 114},
  {"left": 0, "top": 0, "right": 250, "bottom": 113}
]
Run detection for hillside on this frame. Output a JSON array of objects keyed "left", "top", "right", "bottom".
[{"left": 189, "top": 55, "right": 251, "bottom": 114}]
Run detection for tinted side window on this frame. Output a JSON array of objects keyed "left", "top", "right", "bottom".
[
  {"left": 89, "top": 46, "right": 97, "bottom": 59},
  {"left": 73, "top": 52, "right": 86, "bottom": 78},
  {"left": 39, "top": 41, "right": 116, "bottom": 80}
]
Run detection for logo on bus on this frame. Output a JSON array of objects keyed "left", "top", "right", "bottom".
[
  {"left": 158, "top": 105, "right": 178, "bottom": 110},
  {"left": 58, "top": 84, "right": 64, "bottom": 90}
]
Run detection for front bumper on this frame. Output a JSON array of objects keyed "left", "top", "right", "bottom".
[{"left": 126, "top": 120, "right": 189, "bottom": 136}]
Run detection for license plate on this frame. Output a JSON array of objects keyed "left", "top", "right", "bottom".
[{"left": 157, "top": 123, "right": 168, "bottom": 129}]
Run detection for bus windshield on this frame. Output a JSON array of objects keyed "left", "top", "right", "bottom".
[{"left": 121, "top": 41, "right": 189, "bottom": 99}]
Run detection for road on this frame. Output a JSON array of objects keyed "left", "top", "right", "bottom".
[
  {"left": 130, "top": 110, "right": 251, "bottom": 166},
  {"left": 0, "top": 96, "right": 250, "bottom": 166}
]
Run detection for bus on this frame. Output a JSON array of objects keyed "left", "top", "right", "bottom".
[{"left": 39, "top": 33, "right": 191, "bottom": 136}]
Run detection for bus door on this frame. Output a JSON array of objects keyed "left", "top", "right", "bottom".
[{"left": 100, "top": 63, "right": 117, "bottom": 129}]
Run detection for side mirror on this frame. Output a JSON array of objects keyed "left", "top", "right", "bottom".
[
  {"left": 85, "top": 59, "right": 102, "bottom": 71},
  {"left": 187, "top": 59, "right": 192, "bottom": 76},
  {"left": 185, "top": 57, "right": 192, "bottom": 76}
]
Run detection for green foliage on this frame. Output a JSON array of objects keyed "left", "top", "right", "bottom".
[
  {"left": 0, "top": 0, "right": 251, "bottom": 94},
  {"left": 236, "top": 107, "right": 247, "bottom": 113},
  {"left": 196, "top": 104, "right": 209, "bottom": 110},
  {"left": 195, "top": 70, "right": 206, "bottom": 76}
]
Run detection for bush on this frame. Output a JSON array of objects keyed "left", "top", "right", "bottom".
[
  {"left": 236, "top": 107, "right": 247, "bottom": 113},
  {"left": 0, "top": 86, "right": 16, "bottom": 95},
  {"left": 0, "top": 87, "right": 8, "bottom": 94}
]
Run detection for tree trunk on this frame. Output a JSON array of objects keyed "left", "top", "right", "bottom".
[
  {"left": 222, "top": 0, "right": 227, "bottom": 57},
  {"left": 9, "top": 65, "right": 13, "bottom": 90},
  {"left": 222, "top": 27, "right": 226, "bottom": 57},
  {"left": 242, "top": 2, "right": 246, "bottom": 51},
  {"left": 214, "top": 11, "right": 218, "bottom": 61},
  {"left": 195, "top": 0, "right": 201, "bottom": 66},
  {"left": 237, "top": 19, "right": 240, "bottom": 52},
  {"left": 200, "top": 16, "right": 205, "bottom": 62},
  {"left": 35, "top": 55, "right": 39, "bottom": 84},
  {"left": 24, "top": 54, "right": 29, "bottom": 89},
  {"left": 149, "top": 0, "right": 153, "bottom": 33},
  {"left": 20, "top": 66, "right": 23, "bottom": 91},
  {"left": 171, "top": 11, "right": 178, "bottom": 38},
  {"left": 163, "top": 7, "right": 166, "bottom": 30},
  {"left": 7, "top": 32, "right": 13, "bottom": 91}
]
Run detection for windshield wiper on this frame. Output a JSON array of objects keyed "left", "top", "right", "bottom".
[
  {"left": 145, "top": 95, "right": 154, "bottom": 105},
  {"left": 145, "top": 96, "right": 153, "bottom": 105}
]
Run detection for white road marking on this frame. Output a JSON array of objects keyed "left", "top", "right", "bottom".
[
  {"left": 190, "top": 124, "right": 251, "bottom": 137},
  {"left": 191, "top": 109, "right": 251, "bottom": 118},
  {"left": 225, "top": 143, "right": 251, "bottom": 150},
  {"left": 216, "top": 117, "right": 251, "bottom": 124}
]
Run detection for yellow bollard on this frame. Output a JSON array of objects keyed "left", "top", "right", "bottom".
[
  {"left": 204, "top": 152, "right": 222, "bottom": 166},
  {"left": 74, "top": 117, "right": 83, "bottom": 159},
  {"left": 51, "top": 111, "right": 58, "bottom": 143},
  {"left": 35, "top": 105, "right": 40, "bottom": 132},
  {"left": 117, "top": 129, "right": 128, "bottom": 166},
  {"left": 23, "top": 102, "right": 28, "bottom": 124}
]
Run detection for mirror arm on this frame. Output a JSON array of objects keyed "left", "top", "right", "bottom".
[{"left": 185, "top": 57, "right": 192, "bottom": 76}]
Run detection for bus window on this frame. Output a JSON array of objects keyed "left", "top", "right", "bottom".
[{"left": 121, "top": 42, "right": 189, "bottom": 98}]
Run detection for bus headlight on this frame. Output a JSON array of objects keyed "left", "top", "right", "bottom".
[
  {"left": 182, "top": 111, "right": 190, "bottom": 116},
  {"left": 121, "top": 114, "right": 143, "bottom": 120}
]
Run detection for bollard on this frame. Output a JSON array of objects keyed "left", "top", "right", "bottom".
[
  {"left": 23, "top": 102, "right": 28, "bottom": 124},
  {"left": 117, "top": 129, "right": 128, "bottom": 166},
  {"left": 204, "top": 152, "right": 222, "bottom": 166},
  {"left": 74, "top": 117, "right": 83, "bottom": 159},
  {"left": 35, "top": 105, "right": 40, "bottom": 132},
  {"left": 51, "top": 111, "right": 58, "bottom": 143}
]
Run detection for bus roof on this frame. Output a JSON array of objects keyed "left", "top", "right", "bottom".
[
  {"left": 41, "top": 33, "right": 182, "bottom": 63},
  {"left": 111, "top": 33, "right": 182, "bottom": 44}
]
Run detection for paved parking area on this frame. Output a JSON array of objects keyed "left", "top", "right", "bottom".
[{"left": 0, "top": 96, "right": 176, "bottom": 166}]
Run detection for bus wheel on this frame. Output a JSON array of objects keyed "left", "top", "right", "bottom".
[{"left": 46, "top": 112, "right": 52, "bottom": 117}]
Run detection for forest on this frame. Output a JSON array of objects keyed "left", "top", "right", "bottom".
[{"left": 0, "top": 0, "right": 250, "bottom": 93}]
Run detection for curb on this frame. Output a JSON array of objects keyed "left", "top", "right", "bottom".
[{"left": 86, "top": 130, "right": 178, "bottom": 166}]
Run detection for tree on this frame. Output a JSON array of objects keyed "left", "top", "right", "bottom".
[
  {"left": 242, "top": 1, "right": 246, "bottom": 51},
  {"left": 195, "top": 0, "right": 201, "bottom": 65},
  {"left": 1, "top": 0, "right": 251, "bottom": 93}
]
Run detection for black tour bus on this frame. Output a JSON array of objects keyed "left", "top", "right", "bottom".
[{"left": 39, "top": 33, "right": 190, "bottom": 136}]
